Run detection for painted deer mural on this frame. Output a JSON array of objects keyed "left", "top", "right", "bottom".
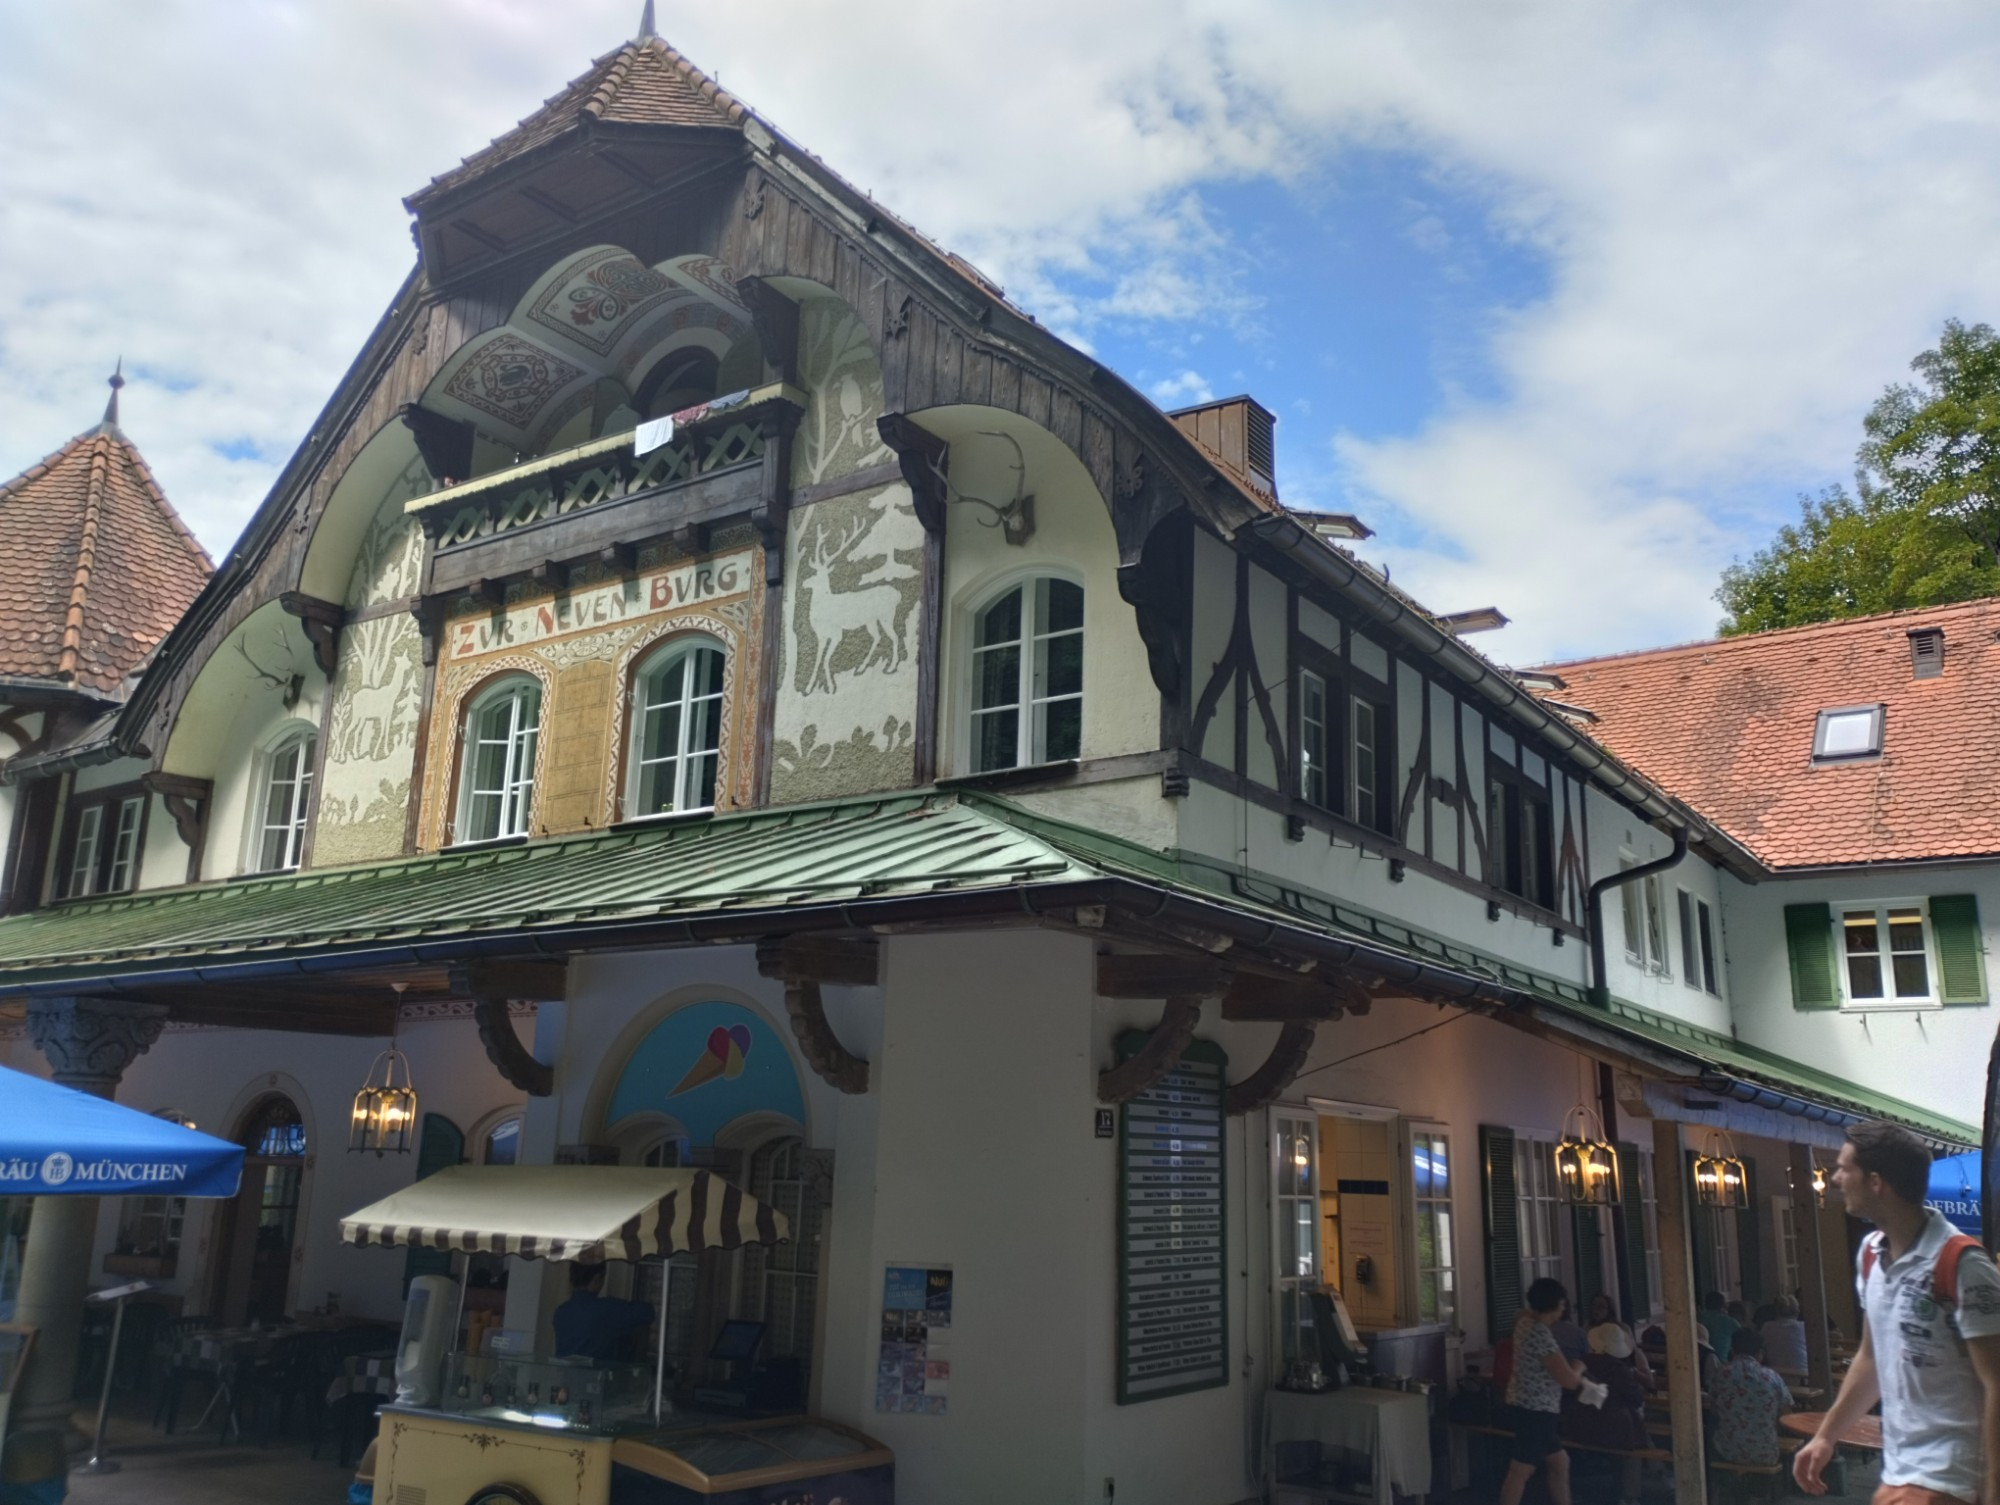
[{"left": 795, "top": 495, "right": 917, "bottom": 696}]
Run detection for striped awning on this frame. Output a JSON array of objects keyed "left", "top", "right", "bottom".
[{"left": 339, "top": 1165, "right": 789, "bottom": 1263}]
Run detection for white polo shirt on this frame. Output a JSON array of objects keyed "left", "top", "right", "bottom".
[{"left": 1859, "top": 1210, "right": 2000, "bottom": 1500}]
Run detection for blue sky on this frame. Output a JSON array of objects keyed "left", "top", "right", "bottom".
[{"left": 5, "top": 2, "right": 2000, "bottom": 663}]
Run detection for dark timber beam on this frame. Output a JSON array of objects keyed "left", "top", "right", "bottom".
[
  {"left": 278, "top": 593, "right": 345, "bottom": 678},
  {"left": 757, "top": 935, "right": 876, "bottom": 1094},
  {"left": 1098, "top": 996, "right": 1204, "bottom": 1105},
  {"left": 1224, "top": 1020, "right": 1318, "bottom": 1115},
  {"left": 452, "top": 960, "right": 566, "bottom": 1098},
  {"left": 784, "top": 979, "right": 869, "bottom": 1095},
  {"left": 1220, "top": 971, "right": 1364, "bottom": 1023},
  {"left": 1096, "top": 952, "right": 1232, "bottom": 1000}
]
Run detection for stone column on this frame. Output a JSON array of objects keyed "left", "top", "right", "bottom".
[{"left": 7, "top": 997, "right": 166, "bottom": 1474}]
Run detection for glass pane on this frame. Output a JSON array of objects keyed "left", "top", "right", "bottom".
[
  {"left": 1819, "top": 709, "right": 1876, "bottom": 756},
  {"left": 1039, "top": 630, "right": 1083, "bottom": 698},
  {"left": 1278, "top": 1124, "right": 1313, "bottom": 1198},
  {"left": 695, "top": 645, "right": 726, "bottom": 697},
  {"left": 1040, "top": 578, "right": 1084, "bottom": 634},
  {"left": 1846, "top": 954, "right": 1883, "bottom": 998},
  {"left": 1288, "top": 1202, "right": 1316, "bottom": 1278},
  {"left": 687, "top": 750, "right": 719, "bottom": 812},
  {"left": 972, "top": 708, "right": 1018, "bottom": 773},
  {"left": 1887, "top": 911, "right": 1926, "bottom": 953},
  {"left": 1430, "top": 1137, "right": 1449, "bottom": 1197},
  {"left": 977, "top": 588, "right": 1022, "bottom": 648},
  {"left": 1410, "top": 1139, "right": 1431, "bottom": 1198},
  {"left": 484, "top": 1118, "right": 521, "bottom": 1166},
  {"left": 1039, "top": 697, "right": 1081, "bottom": 763},
  {"left": 1416, "top": 1208, "right": 1437, "bottom": 1267},
  {"left": 1844, "top": 915, "right": 1881, "bottom": 956},
  {"left": 973, "top": 644, "right": 1020, "bottom": 712},
  {"left": 1892, "top": 952, "right": 1930, "bottom": 998}
]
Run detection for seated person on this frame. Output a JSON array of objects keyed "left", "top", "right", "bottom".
[
  {"left": 1758, "top": 1295, "right": 1808, "bottom": 1373},
  {"left": 1563, "top": 1325, "right": 1651, "bottom": 1505},
  {"left": 551, "top": 1263, "right": 655, "bottom": 1362},
  {"left": 1708, "top": 1327, "right": 1792, "bottom": 1466}
]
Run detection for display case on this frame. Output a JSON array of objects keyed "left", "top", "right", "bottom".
[
  {"left": 442, "top": 1351, "right": 653, "bottom": 1435},
  {"left": 611, "top": 1418, "right": 894, "bottom": 1503}
]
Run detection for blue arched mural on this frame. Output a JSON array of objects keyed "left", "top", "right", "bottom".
[{"left": 607, "top": 1000, "right": 805, "bottom": 1147}]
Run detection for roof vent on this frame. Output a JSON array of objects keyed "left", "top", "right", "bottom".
[
  {"left": 1908, "top": 626, "right": 1944, "bottom": 680},
  {"left": 1168, "top": 396, "right": 1278, "bottom": 498},
  {"left": 1437, "top": 607, "right": 1509, "bottom": 637}
]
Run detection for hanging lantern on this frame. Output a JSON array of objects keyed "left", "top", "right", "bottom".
[
  {"left": 1693, "top": 1129, "right": 1748, "bottom": 1208},
  {"left": 155, "top": 1109, "right": 198, "bottom": 1132},
  {"left": 349, "top": 1048, "right": 418, "bottom": 1156},
  {"left": 1554, "top": 1104, "right": 1623, "bottom": 1206},
  {"left": 1811, "top": 1160, "right": 1830, "bottom": 1209}
]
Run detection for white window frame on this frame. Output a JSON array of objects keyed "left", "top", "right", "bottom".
[
  {"left": 1695, "top": 897, "right": 1721, "bottom": 996},
  {"left": 1838, "top": 900, "right": 1942, "bottom": 1011},
  {"left": 626, "top": 637, "right": 726, "bottom": 819},
  {"left": 1352, "top": 697, "right": 1383, "bottom": 832},
  {"left": 456, "top": 677, "right": 542, "bottom": 843},
  {"left": 1514, "top": 1132, "right": 1564, "bottom": 1290},
  {"left": 1643, "top": 874, "right": 1671, "bottom": 978},
  {"left": 965, "top": 574, "right": 1084, "bottom": 774},
  {"left": 1272, "top": 1109, "right": 1322, "bottom": 1364},
  {"left": 1773, "top": 1195, "right": 1799, "bottom": 1297},
  {"left": 1620, "top": 858, "right": 1646, "bottom": 961},
  {"left": 1637, "top": 1150, "right": 1663, "bottom": 1317},
  {"left": 251, "top": 729, "right": 316, "bottom": 874},
  {"left": 1404, "top": 1121, "right": 1457, "bottom": 1332},
  {"left": 65, "top": 792, "right": 145, "bottom": 898},
  {"left": 1677, "top": 887, "right": 1700, "bottom": 989},
  {"left": 1299, "top": 669, "right": 1331, "bottom": 810}
]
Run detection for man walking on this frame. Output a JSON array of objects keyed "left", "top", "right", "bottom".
[{"left": 1795, "top": 1121, "right": 2000, "bottom": 1505}]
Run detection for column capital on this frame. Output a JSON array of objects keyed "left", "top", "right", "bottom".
[{"left": 27, "top": 996, "right": 167, "bottom": 1095}]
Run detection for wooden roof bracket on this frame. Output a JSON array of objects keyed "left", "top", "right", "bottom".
[
  {"left": 757, "top": 936, "right": 875, "bottom": 1095},
  {"left": 279, "top": 592, "right": 345, "bottom": 677},
  {"left": 451, "top": 960, "right": 566, "bottom": 1097},
  {"left": 1224, "top": 1020, "right": 1318, "bottom": 1116},
  {"left": 1098, "top": 997, "right": 1204, "bottom": 1104}
]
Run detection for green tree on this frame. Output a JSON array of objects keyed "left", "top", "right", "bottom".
[{"left": 1717, "top": 320, "right": 2000, "bottom": 634}]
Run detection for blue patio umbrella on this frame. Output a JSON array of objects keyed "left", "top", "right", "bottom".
[
  {"left": 1927, "top": 1150, "right": 1982, "bottom": 1244},
  {"left": 0, "top": 1065, "right": 242, "bottom": 1198}
]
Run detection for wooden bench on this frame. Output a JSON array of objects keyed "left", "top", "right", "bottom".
[
  {"left": 1709, "top": 1456, "right": 1786, "bottom": 1504},
  {"left": 1450, "top": 1422, "right": 1671, "bottom": 1464}
]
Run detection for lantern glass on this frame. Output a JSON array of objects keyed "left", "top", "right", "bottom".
[{"left": 349, "top": 1050, "right": 419, "bottom": 1156}]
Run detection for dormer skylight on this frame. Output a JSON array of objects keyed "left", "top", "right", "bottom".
[{"left": 1812, "top": 703, "right": 1884, "bottom": 763}]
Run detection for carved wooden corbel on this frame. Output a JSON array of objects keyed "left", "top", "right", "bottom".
[
  {"left": 398, "top": 401, "right": 475, "bottom": 485},
  {"left": 452, "top": 960, "right": 566, "bottom": 1098},
  {"left": 410, "top": 598, "right": 446, "bottom": 668},
  {"left": 1098, "top": 996, "right": 1204, "bottom": 1105},
  {"left": 141, "top": 772, "right": 211, "bottom": 848},
  {"left": 757, "top": 935, "right": 876, "bottom": 1094},
  {"left": 877, "top": 413, "right": 949, "bottom": 535},
  {"left": 734, "top": 276, "right": 801, "bottom": 386},
  {"left": 279, "top": 592, "right": 345, "bottom": 677},
  {"left": 1224, "top": 1021, "right": 1318, "bottom": 1116}
]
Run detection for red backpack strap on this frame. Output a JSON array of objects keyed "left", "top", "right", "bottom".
[{"left": 1933, "top": 1233, "right": 1983, "bottom": 1308}]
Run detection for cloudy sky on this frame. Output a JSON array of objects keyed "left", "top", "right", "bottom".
[{"left": 5, "top": 1, "right": 1999, "bottom": 663}]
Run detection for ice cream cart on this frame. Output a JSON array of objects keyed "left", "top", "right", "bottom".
[{"left": 340, "top": 1165, "right": 894, "bottom": 1505}]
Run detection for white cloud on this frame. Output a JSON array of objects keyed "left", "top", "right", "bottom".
[
  {"left": 1149, "top": 371, "right": 1216, "bottom": 408},
  {"left": 4, "top": 2, "right": 1999, "bottom": 662}
]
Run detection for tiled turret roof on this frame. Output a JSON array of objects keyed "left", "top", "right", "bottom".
[{"left": 0, "top": 418, "right": 212, "bottom": 696}]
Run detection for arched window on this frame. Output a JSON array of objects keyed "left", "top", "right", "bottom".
[
  {"left": 255, "top": 730, "right": 316, "bottom": 873},
  {"left": 458, "top": 677, "right": 541, "bottom": 842},
  {"left": 740, "top": 1136, "right": 822, "bottom": 1392},
  {"left": 481, "top": 1115, "right": 522, "bottom": 1167},
  {"left": 969, "top": 577, "right": 1083, "bottom": 773},
  {"left": 628, "top": 639, "right": 725, "bottom": 818}
]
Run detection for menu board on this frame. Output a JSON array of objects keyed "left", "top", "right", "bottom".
[{"left": 1117, "top": 1034, "right": 1228, "bottom": 1403}]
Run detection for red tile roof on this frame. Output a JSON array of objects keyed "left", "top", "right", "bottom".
[
  {"left": 1539, "top": 599, "right": 2000, "bottom": 869},
  {"left": 0, "top": 423, "right": 212, "bottom": 695},
  {"left": 411, "top": 36, "right": 746, "bottom": 204}
]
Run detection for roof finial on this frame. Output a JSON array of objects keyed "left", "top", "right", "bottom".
[
  {"left": 102, "top": 358, "right": 125, "bottom": 428},
  {"left": 637, "top": 0, "right": 656, "bottom": 39}
]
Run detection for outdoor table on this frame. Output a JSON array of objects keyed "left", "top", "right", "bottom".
[
  {"left": 325, "top": 1350, "right": 399, "bottom": 1468},
  {"left": 1264, "top": 1386, "right": 1432, "bottom": 1505},
  {"left": 175, "top": 1325, "right": 303, "bottom": 1440},
  {"left": 1781, "top": 1411, "right": 1882, "bottom": 1452}
]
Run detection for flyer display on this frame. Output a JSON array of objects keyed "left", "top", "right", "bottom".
[{"left": 876, "top": 1265, "right": 953, "bottom": 1414}]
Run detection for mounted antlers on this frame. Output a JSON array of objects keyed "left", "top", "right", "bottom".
[{"left": 924, "top": 430, "right": 1035, "bottom": 546}]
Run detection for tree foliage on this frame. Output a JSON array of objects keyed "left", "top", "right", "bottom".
[{"left": 1717, "top": 320, "right": 2000, "bottom": 635}]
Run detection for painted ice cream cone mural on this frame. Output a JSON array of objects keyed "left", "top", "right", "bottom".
[{"left": 672, "top": 1023, "right": 753, "bottom": 1096}]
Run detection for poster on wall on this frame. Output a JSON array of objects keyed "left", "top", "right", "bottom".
[
  {"left": 1116, "top": 1034, "right": 1228, "bottom": 1404},
  {"left": 876, "top": 1265, "right": 952, "bottom": 1415}
]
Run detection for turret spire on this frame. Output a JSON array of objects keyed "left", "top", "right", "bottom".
[
  {"left": 637, "top": 0, "right": 656, "bottom": 39},
  {"left": 102, "top": 359, "right": 125, "bottom": 428}
]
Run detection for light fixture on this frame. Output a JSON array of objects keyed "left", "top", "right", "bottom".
[
  {"left": 349, "top": 1047, "right": 418, "bottom": 1156},
  {"left": 1693, "top": 1129, "right": 1748, "bottom": 1209},
  {"left": 155, "top": 1109, "right": 197, "bottom": 1132},
  {"left": 1811, "top": 1159, "right": 1830, "bottom": 1209},
  {"left": 1554, "top": 1104, "right": 1622, "bottom": 1206}
]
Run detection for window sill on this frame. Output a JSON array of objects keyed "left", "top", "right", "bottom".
[
  {"left": 938, "top": 759, "right": 1080, "bottom": 793},
  {"left": 1839, "top": 999, "right": 1941, "bottom": 1014},
  {"left": 441, "top": 834, "right": 531, "bottom": 854},
  {"left": 609, "top": 808, "right": 716, "bottom": 832}
]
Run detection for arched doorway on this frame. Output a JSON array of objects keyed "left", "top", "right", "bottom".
[{"left": 209, "top": 1095, "right": 308, "bottom": 1324}]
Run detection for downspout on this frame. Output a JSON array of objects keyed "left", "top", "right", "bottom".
[{"left": 1585, "top": 827, "right": 1688, "bottom": 1008}]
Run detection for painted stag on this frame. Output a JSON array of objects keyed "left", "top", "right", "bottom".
[{"left": 798, "top": 499, "right": 913, "bottom": 694}]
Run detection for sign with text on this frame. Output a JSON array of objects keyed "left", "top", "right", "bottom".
[
  {"left": 447, "top": 550, "right": 753, "bottom": 660},
  {"left": 1116, "top": 1034, "right": 1228, "bottom": 1404}
]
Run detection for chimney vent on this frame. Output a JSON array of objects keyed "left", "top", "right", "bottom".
[
  {"left": 1907, "top": 626, "right": 1945, "bottom": 679},
  {"left": 1168, "top": 395, "right": 1278, "bottom": 499}
]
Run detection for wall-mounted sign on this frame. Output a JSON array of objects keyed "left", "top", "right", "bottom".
[
  {"left": 1095, "top": 1108, "right": 1116, "bottom": 1139},
  {"left": 446, "top": 549, "right": 754, "bottom": 660},
  {"left": 877, "top": 1265, "right": 952, "bottom": 1415},
  {"left": 1116, "top": 1034, "right": 1228, "bottom": 1404}
]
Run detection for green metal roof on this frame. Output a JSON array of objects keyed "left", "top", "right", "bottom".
[{"left": 0, "top": 788, "right": 1968, "bottom": 1145}]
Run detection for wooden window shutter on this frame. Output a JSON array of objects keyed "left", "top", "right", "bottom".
[
  {"left": 1738, "top": 1157, "right": 1763, "bottom": 1306},
  {"left": 403, "top": 1113, "right": 466, "bottom": 1291},
  {"left": 1615, "top": 1143, "right": 1650, "bottom": 1318},
  {"left": 1482, "top": 1125, "right": 1523, "bottom": 1342},
  {"left": 1572, "top": 1206, "right": 1604, "bottom": 1312},
  {"left": 1784, "top": 902, "right": 1839, "bottom": 1010},
  {"left": 1932, "top": 894, "right": 1988, "bottom": 1005}
]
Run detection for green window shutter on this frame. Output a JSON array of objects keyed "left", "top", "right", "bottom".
[
  {"left": 1572, "top": 1206, "right": 1604, "bottom": 1312},
  {"left": 1738, "top": 1158, "right": 1763, "bottom": 1307},
  {"left": 1482, "top": 1125, "right": 1523, "bottom": 1343},
  {"left": 403, "top": 1113, "right": 466, "bottom": 1292},
  {"left": 1616, "top": 1144, "right": 1651, "bottom": 1318},
  {"left": 1784, "top": 902, "right": 1839, "bottom": 1009},
  {"left": 1932, "top": 894, "right": 1988, "bottom": 1005}
]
